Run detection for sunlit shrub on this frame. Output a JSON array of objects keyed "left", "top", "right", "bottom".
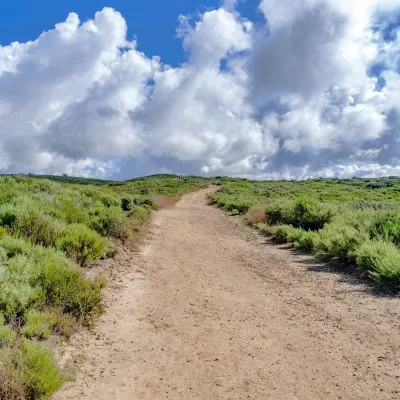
[
  {"left": 355, "top": 240, "right": 400, "bottom": 287},
  {"left": 57, "top": 224, "right": 106, "bottom": 267}
]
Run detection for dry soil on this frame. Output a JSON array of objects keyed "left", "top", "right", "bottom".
[{"left": 54, "top": 188, "right": 400, "bottom": 400}]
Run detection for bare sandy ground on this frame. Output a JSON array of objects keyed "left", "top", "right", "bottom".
[{"left": 55, "top": 188, "right": 400, "bottom": 400}]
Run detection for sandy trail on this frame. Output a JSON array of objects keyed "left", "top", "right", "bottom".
[{"left": 55, "top": 188, "right": 399, "bottom": 400}]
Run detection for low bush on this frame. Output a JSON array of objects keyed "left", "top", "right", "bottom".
[
  {"left": 0, "top": 239, "right": 104, "bottom": 323},
  {"left": 50, "top": 311, "right": 75, "bottom": 339},
  {"left": 0, "top": 315, "right": 15, "bottom": 347},
  {"left": 121, "top": 196, "right": 135, "bottom": 212},
  {"left": 266, "top": 200, "right": 296, "bottom": 226},
  {"left": 133, "top": 196, "right": 153, "bottom": 207},
  {"left": 0, "top": 205, "right": 65, "bottom": 247},
  {"left": 316, "top": 222, "right": 369, "bottom": 261},
  {"left": 268, "top": 225, "right": 318, "bottom": 251},
  {"left": 0, "top": 254, "right": 42, "bottom": 320},
  {"left": 14, "top": 211, "right": 65, "bottom": 248},
  {"left": 21, "top": 311, "right": 57, "bottom": 340},
  {"left": 293, "top": 231, "right": 319, "bottom": 252},
  {"left": 0, "top": 236, "right": 32, "bottom": 258},
  {"left": 32, "top": 249, "right": 104, "bottom": 321},
  {"left": 286, "top": 227, "right": 306, "bottom": 244},
  {"left": 0, "top": 340, "right": 62, "bottom": 400},
  {"left": 355, "top": 240, "right": 400, "bottom": 287},
  {"left": 0, "top": 204, "right": 19, "bottom": 229},
  {"left": 0, "top": 363, "right": 26, "bottom": 400},
  {"left": 253, "top": 222, "right": 269, "bottom": 233},
  {"left": 219, "top": 198, "right": 253, "bottom": 215},
  {"left": 293, "top": 198, "right": 335, "bottom": 231},
  {"left": 267, "top": 198, "right": 334, "bottom": 231},
  {"left": 20, "top": 340, "right": 62, "bottom": 399},
  {"left": 373, "top": 219, "right": 400, "bottom": 246},
  {"left": 57, "top": 224, "right": 106, "bottom": 267},
  {"left": 90, "top": 206, "right": 131, "bottom": 240},
  {"left": 128, "top": 206, "right": 151, "bottom": 224},
  {"left": 54, "top": 199, "right": 89, "bottom": 225},
  {"left": 98, "top": 194, "right": 120, "bottom": 208},
  {"left": 268, "top": 225, "right": 296, "bottom": 243}
]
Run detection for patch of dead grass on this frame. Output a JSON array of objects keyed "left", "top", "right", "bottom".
[
  {"left": 0, "top": 364, "right": 25, "bottom": 400},
  {"left": 246, "top": 207, "right": 267, "bottom": 224},
  {"left": 205, "top": 197, "right": 214, "bottom": 206},
  {"left": 153, "top": 196, "right": 177, "bottom": 209}
]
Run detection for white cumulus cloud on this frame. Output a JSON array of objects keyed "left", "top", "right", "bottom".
[{"left": 0, "top": 1, "right": 400, "bottom": 179}]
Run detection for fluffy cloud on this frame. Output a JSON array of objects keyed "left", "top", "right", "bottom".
[{"left": 1, "top": 1, "right": 400, "bottom": 179}]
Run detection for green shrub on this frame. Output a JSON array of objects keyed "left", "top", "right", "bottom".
[
  {"left": 57, "top": 224, "right": 106, "bottom": 267},
  {"left": 107, "top": 217, "right": 131, "bottom": 241},
  {"left": 272, "top": 225, "right": 317, "bottom": 248},
  {"left": 0, "top": 204, "right": 18, "bottom": 229},
  {"left": 121, "top": 196, "right": 135, "bottom": 212},
  {"left": 0, "top": 326, "right": 15, "bottom": 347},
  {"left": 0, "top": 228, "right": 8, "bottom": 240},
  {"left": 223, "top": 199, "right": 252, "bottom": 214},
  {"left": 128, "top": 206, "right": 151, "bottom": 223},
  {"left": 294, "top": 231, "right": 319, "bottom": 252},
  {"left": 267, "top": 200, "right": 296, "bottom": 226},
  {"left": 210, "top": 176, "right": 400, "bottom": 289},
  {"left": 21, "top": 310, "right": 57, "bottom": 340},
  {"left": 132, "top": 196, "right": 153, "bottom": 207},
  {"left": 14, "top": 211, "right": 65, "bottom": 247},
  {"left": 373, "top": 219, "right": 400, "bottom": 246},
  {"left": 99, "top": 194, "right": 120, "bottom": 208},
  {"left": 269, "top": 225, "right": 295, "bottom": 243},
  {"left": 0, "top": 236, "right": 32, "bottom": 258},
  {"left": 55, "top": 199, "right": 88, "bottom": 225},
  {"left": 266, "top": 198, "right": 334, "bottom": 231},
  {"left": 293, "top": 198, "right": 335, "bottom": 231},
  {"left": 0, "top": 247, "right": 8, "bottom": 262},
  {"left": 0, "top": 254, "right": 42, "bottom": 319},
  {"left": 0, "top": 315, "right": 15, "bottom": 347},
  {"left": 253, "top": 222, "right": 268, "bottom": 232},
  {"left": 355, "top": 240, "right": 400, "bottom": 287},
  {"left": 90, "top": 206, "right": 131, "bottom": 240},
  {"left": 0, "top": 203, "right": 65, "bottom": 247},
  {"left": 51, "top": 311, "right": 75, "bottom": 339},
  {"left": 32, "top": 249, "right": 104, "bottom": 321},
  {"left": 21, "top": 340, "right": 63, "bottom": 399},
  {"left": 0, "top": 340, "right": 62, "bottom": 400},
  {"left": 286, "top": 227, "right": 306, "bottom": 244},
  {"left": 316, "top": 222, "right": 368, "bottom": 261},
  {"left": 0, "top": 241, "right": 105, "bottom": 322}
]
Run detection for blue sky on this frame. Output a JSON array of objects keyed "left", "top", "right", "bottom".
[
  {"left": 0, "top": 0, "right": 261, "bottom": 66},
  {"left": 0, "top": 0, "right": 400, "bottom": 179}
]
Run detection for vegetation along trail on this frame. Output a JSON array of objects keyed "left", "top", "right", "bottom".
[{"left": 56, "top": 188, "right": 399, "bottom": 399}]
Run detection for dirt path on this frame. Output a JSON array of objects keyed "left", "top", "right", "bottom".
[{"left": 55, "top": 188, "right": 399, "bottom": 400}]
